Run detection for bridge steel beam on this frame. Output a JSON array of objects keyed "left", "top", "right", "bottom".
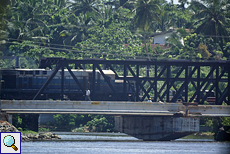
[
  {"left": 38, "top": 58, "right": 230, "bottom": 104},
  {"left": 34, "top": 59, "right": 85, "bottom": 100},
  {"left": 33, "top": 63, "right": 62, "bottom": 100}
]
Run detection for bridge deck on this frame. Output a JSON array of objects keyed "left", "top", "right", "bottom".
[{"left": 1, "top": 100, "right": 229, "bottom": 117}]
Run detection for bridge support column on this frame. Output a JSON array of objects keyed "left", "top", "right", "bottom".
[{"left": 115, "top": 116, "right": 199, "bottom": 141}]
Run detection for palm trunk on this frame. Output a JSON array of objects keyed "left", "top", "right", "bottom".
[{"left": 143, "top": 34, "right": 150, "bottom": 60}]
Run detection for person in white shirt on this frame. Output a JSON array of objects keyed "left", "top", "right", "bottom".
[
  {"left": 147, "top": 97, "right": 152, "bottom": 102},
  {"left": 85, "top": 89, "right": 91, "bottom": 101}
]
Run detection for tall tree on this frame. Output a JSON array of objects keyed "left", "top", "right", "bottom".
[
  {"left": 0, "top": 0, "right": 12, "bottom": 29},
  {"left": 178, "top": 0, "right": 189, "bottom": 12},
  {"left": 59, "top": 12, "right": 95, "bottom": 44},
  {"left": 9, "top": 0, "right": 53, "bottom": 40},
  {"left": 127, "top": 0, "right": 161, "bottom": 60},
  {"left": 190, "top": 0, "right": 230, "bottom": 56},
  {"left": 0, "top": 0, "right": 12, "bottom": 56},
  {"left": 69, "top": 0, "right": 100, "bottom": 17}
]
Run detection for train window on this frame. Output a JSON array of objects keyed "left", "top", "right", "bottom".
[
  {"left": 24, "top": 77, "right": 27, "bottom": 81},
  {"left": 19, "top": 71, "right": 24, "bottom": 75},
  {"left": 25, "top": 71, "right": 33, "bottom": 75},
  {"left": 18, "top": 78, "right": 22, "bottom": 88},
  {"left": 35, "top": 71, "right": 39, "bottom": 75},
  {"left": 28, "top": 77, "right": 32, "bottom": 88},
  {"left": 3, "top": 75, "right": 16, "bottom": 88},
  {"left": 43, "top": 71, "right": 47, "bottom": 75}
]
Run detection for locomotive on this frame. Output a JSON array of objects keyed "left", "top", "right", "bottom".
[{"left": 0, "top": 68, "right": 132, "bottom": 101}]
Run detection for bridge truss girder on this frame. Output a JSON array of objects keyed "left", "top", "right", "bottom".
[{"left": 36, "top": 58, "right": 230, "bottom": 105}]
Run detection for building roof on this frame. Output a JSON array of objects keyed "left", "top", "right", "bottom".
[{"left": 152, "top": 28, "right": 191, "bottom": 37}]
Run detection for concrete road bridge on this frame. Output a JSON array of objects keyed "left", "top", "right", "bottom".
[
  {"left": 1, "top": 100, "right": 230, "bottom": 116},
  {"left": 1, "top": 100, "right": 230, "bottom": 141}
]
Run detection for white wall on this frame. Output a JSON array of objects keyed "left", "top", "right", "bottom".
[
  {"left": 154, "top": 32, "right": 184, "bottom": 45},
  {"left": 153, "top": 32, "right": 172, "bottom": 44}
]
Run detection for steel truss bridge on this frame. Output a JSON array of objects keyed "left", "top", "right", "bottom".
[{"left": 34, "top": 58, "right": 230, "bottom": 105}]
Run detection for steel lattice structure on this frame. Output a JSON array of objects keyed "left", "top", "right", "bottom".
[{"left": 36, "top": 58, "right": 230, "bottom": 105}]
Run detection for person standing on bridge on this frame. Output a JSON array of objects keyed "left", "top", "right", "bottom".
[
  {"left": 147, "top": 97, "right": 152, "bottom": 102},
  {"left": 85, "top": 89, "right": 91, "bottom": 101}
]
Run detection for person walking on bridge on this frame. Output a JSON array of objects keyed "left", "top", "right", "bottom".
[
  {"left": 85, "top": 89, "right": 91, "bottom": 101},
  {"left": 147, "top": 97, "right": 152, "bottom": 102}
]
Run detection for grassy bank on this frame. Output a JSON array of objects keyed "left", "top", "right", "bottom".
[
  {"left": 21, "top": 130, "right": 39, "bottom": 135},
  {"left": 181, "top": 132, "right": 214, "bottom": 140}
]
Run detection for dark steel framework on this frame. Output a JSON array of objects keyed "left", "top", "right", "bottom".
[{"left": 34, "top": 58, "right": 230, "bottom": 105}]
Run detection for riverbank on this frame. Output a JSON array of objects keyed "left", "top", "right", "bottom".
[
  {"left": 1, "top": 120, "right": 229, "bottom": 141},
  {"left": 50, "top": 132, "right": 140, "bottom": 142},
  {"left": 30, "top": 131, "right": 215, "bottom": 142},
  {"left": 181, "top": 132, "right": 214, "bottom": 140},
  {"left": 0, "top": 121, "right": 61, "bottom": 141}
]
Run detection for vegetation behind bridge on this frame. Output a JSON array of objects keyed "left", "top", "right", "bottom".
[{"left": 0, "top": 0, "right": 230, "bottom": 66}]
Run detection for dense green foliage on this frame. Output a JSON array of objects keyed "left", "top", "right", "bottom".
[
  {"left": 2, "top": 0, "right": 230, "bottom": 133},
  {"left": 0, "top": 0, "right": 229, "bottom": 66},
  {"left": 50, "top": 114, "right": 114, "bottom": 132}
]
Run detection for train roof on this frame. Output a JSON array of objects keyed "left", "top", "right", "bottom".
[
  {"left": 0, "top": 68, "right": 46, "bottom": 71},
  {"left": 0, "top": 68, "right": 115, "bottom": 75}
]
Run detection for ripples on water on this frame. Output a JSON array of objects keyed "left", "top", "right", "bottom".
[{"left": 21, "top": 134, "right": 230, "bottom": 154}]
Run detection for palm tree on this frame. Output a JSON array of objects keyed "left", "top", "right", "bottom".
[
  {"left": 54, "top": 0, "right": 67, "bottom": 8},
  {"left": 5, "top": 0, "right": 72, "bottom": 57},
  {"left": 10, "top": 0, "right": 51, "bottom": 40},
  {"left": 0, "top": 0, "right": 12, "bottom": 30},
  {"left": 156, "top": 2, "right": 175, "bottom": 32},
  {"left": 69, "top": 0, "right": 100, "bottom": 17},
  {"left": 178, "top": 0, "right": 189, "bottom": 12},
  {"left": 129, "top": 0, "right": 161, "bottom": 32},
  {"left": 165, "top": 29, "right": 185, "bottom": 56},
  {"left": 127, "top": 0, "right": 162, "bottom": 60},
  {"left": 0, "top": 0, "right": 12, "bottom": 50},
  {"left": 190, "top": 0, "right": 230, "bottom": 56},
  {"left": 97, "top": 4, "right": 115, "bottom": 28},
  {"left": 60, "top": 12, "right": 95, "bottom": 44}
]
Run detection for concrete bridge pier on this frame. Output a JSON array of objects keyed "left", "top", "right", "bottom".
[{"left": 115, "top": 116, "right": 200, "bottom": 141}]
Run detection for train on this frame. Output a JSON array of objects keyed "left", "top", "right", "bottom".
[{"left": 0, "top": 68, "right": 134, "bottom": 101}]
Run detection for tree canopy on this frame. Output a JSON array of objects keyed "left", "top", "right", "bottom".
[{"left": 0, "top": 0, "right": 230, "bottom": 67}]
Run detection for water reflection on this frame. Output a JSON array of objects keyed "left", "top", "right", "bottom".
[{"left": 22, "top": 141, "right": 230, "bottom": 154}]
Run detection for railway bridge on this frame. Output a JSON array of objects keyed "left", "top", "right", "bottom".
[
  {"left": 0, "top": 58, "right": 230, "bottom": 141},
  {"left": 35, "top": 58, "right": 230, "bottom": 104}
]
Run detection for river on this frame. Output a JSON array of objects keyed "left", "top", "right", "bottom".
[{"left": 21, "top": 133, "right": 230, "bottom": 154}]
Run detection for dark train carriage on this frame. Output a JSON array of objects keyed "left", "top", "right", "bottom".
[
  {"left": 0, "top": 69, "right": 51, "bottom": 99},
  {"left": 0, "top": 69, "right": 129, "bottom": 101},
  {"left": 0, "top": 69, "right": 18, "bottom": 99}
]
